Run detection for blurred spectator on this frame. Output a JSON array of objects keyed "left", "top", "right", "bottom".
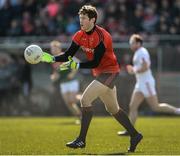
[
  {"left": 23, "top": 0, "right": 37, "bottom": 16},
  {"left": 45, "top": 0, "right": 60, "bottom": 17},
  {"left": 106, "top": 17, "right": 119, "bottom": 34},
  {"left": 34, "top": 17, "right": 48, "bottom": 35},
  {"left": 22, "top": 11, "right": 34, "bottom": 35},
  {"left": 66, "top": 17, "right": 79, "bottom": 35},
  {"left": 0, "top": 53, "right": 22, "bottom": 115},
  {"left": 129, "top": 4, "right": 144, "bottom": 32},
  {"left": 142, "top": 7, "right": 159, "bottom": 33},
  {"left": 16, "top": 55, "right": 32, "bottom": 97},
  {"left": 0, "top": 0, "right": 179, "bottom": 37},
  {"left": 0, "top": 0, "right": 13, "bottom": 36},
  {"left": 7, "top": 19, "right": 22, "bottom": 36},
  {"left": 63, "top": 0, "right": 81, "bottom": 18}
]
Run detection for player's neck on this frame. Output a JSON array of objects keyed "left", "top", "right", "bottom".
[
  {"left": 135, "top": 46, "right": 142, "bottom": 52},
  {"left": 86, "top": 24, "right": 96, "bottom": 35}
]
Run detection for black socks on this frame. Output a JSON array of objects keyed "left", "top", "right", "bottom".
[
  {"left": 78, "top": 107, "right": 93, "bottom": 142},
  {"left": 113, "top": 109, "right": 138, "bottom": 137}
]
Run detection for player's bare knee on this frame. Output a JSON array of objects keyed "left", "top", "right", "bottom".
[
  {"left": 80, "top": 96, "right": 92, "bottom": 107},
  {"left": 105, "top": 106, "right": 119, "bottom": 115}
]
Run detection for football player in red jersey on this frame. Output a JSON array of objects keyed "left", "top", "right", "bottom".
[{"left": 41, "top": 5, "right": 142, "bottom": 152}]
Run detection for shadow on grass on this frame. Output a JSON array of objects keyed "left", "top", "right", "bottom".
[
  {"left": 58, "top": 121, "right": 80, "bottom": 125},
  {"left": 106, "top": 152, "right": 126, "bottom": 155},
  {"left": 66, "top": 149, "right": 144, "bottom": 155},
  {"left": 67, "top": 152, "right": 127, "bottom": 155}
]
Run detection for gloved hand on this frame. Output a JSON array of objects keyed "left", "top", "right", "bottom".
[
  {"left": 41, "top": 52, "right": 54, "bottom": 63},
  {"left": 59, "top": 56, "right": 79, "bottom": 71}
]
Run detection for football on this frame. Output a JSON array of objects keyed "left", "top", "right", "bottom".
[{"left": 24, "top": 45, "right": 43, "bottom": 64}]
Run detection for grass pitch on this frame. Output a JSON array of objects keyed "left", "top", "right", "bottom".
[{"left": 0, "top": 117, "right": 180, "bottom": 155}]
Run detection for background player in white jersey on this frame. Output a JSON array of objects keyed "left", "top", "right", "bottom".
[{"left": 118, "top": 34, "right": 180, "bottom": 136}]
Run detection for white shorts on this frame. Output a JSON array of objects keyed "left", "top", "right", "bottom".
[
  {"left": 60, "top": 80, "right": 79, "bottom": 94},
  {"left": 134, "top": 79, "right": 157, "bottom": 98}
]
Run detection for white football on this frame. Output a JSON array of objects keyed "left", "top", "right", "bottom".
[{"left": 24, "top": 45, "right": 43, "bottom": 64}]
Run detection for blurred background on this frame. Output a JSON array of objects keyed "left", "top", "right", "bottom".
[{"left": 0, "top": 0, "right": 179, "bottom": 116}]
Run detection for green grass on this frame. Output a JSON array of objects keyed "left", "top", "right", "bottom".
[{"left": 0, "top": 117, "right": 180, "bottom": 155}]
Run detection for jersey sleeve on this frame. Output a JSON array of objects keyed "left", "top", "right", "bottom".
[
  {"left": 72, "top": 31, "right": 82, "bottom": 45},
  {"left": 103, "top": 32, "right": 112, "bottom": 49},
  {"left": 54, "top": 41, "right": 79, "bottom": 62},
  {"left": 96, "top": 28, "right": 112, "bottom": 50}
]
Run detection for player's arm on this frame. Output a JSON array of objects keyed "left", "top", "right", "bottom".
[
  {"left": 136, "top": 58, "right": 149, "bottom": 73},
  {"left": 41, "top": 41, "right": 79, "bottom": 63},
  {"left": 127, "top": 57, "right": 150, "bottom": 74},
  {"left": 54, "top": 41, "right": 80, "bottom": 62},
  {"left": 59, "top": 41, "right": 106, "bottom": 70},
  {"left": 126, "top": 65, "right": 135, "bottom": 75},
  {"left": 50, "top": 70, "right": 60, "bottom": 82},
  {"left": 128, "top": 58, "right": 149, "bottom": 74}
]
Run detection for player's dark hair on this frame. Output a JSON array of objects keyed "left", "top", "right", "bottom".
[
  {"left": 78, "top": 5, "right": 98, "bottom": 23},
  {"left": 131, "top": 34, "right": 143, "bottom": 45}
]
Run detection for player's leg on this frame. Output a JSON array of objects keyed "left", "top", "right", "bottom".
[
  {"left": 99, "top": 87, "right": 143, "bottom": 152},
  {"left": 62, "top": 92, "right": 81, "bottom": 117},
  {"left": 66, "top": 80, "right": 109, "bottom": 148},
  {"left": 70, "top": 80, "right": 82, "bottom": 119},
  {"left": 129, "top": 91, "right": 144, "bottom": 125},
  {"left": 146, "top": 95, "right": 180, "bottom": 114},
  {"left": 144, "top": 81, "right": 180, "bottom": 114},
  {"left": 118, "top": 91, "right": 144, "bottom": 136},
  {"left": 60, "top": 81, "right": 81, "bottom": 119},
  {"left": 60, "top": 82, "right": 77, "bottom": 115},
  {"left": 68, "top": 91, "right": 82, "bottom": 124}
]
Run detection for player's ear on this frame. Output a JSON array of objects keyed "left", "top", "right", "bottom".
[
  {"left": 136, "top": 42, "right": 140, "bottom": 47},
  {"left": 91, "top": 17, "right": 95, "bottom": 23}
]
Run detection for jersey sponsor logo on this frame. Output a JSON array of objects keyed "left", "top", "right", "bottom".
[
  {"left": 89, "top": 38, "right": 94, "bottom": 46},
  {"left": 81, "top": 46, "right": 95, "bottom": 54},
  {"left": 81, "top": 38, "right": 87, "bottom": 41}
]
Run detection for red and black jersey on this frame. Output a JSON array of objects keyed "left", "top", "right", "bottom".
[
  {"left": 54, "top": 25, "right": 120, "bottom": 77},
  {"left": 72, "top": 25, "right": 120, "bottom": 76}
]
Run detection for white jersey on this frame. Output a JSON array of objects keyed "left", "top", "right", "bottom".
[
  {"left": 133, "top": 47, "right": 156, "bottom": 97},
  {"left": 133, "top": 47, "right": 154, "bottom": 82}
]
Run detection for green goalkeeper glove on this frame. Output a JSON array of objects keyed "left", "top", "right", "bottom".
[
  {"left": 59, "top": 56, "right": 79, "bottom": 71},
  {"left": 41, "top": 52, "right": 55, "bottom": 63}
]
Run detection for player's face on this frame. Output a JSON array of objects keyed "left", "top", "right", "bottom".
[
  {"left": 129, "top": 38, "right": 137, "bottom": 52},
  {"left": 51, "top": 46, "right": 61, "bottom": 55},
  {"left": 79, "top": 14, "right": 95, "bottom": 32}
]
